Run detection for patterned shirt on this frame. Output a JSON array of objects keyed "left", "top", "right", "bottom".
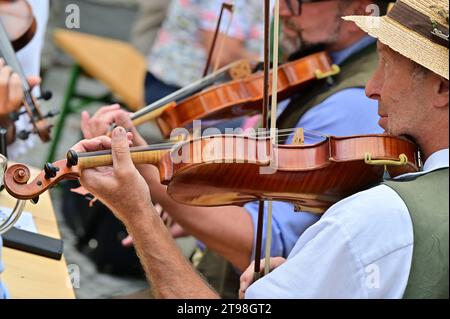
[{"left": 147, "top": 0, "right": 264, "bottom": 87}]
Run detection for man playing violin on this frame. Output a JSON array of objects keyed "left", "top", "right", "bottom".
[
  {"left": 79, "top": 0, "right": 389, "bottom": 297},
  {"left": 71, "top": 0, "right": 448, "bottom": 298}
]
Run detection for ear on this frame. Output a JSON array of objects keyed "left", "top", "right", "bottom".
[
  {"left": 351, "top": 0, "right": 375, "bottom": 16},
  {"left": 432, "top": 75, "right": 449, "bottom": 109}
]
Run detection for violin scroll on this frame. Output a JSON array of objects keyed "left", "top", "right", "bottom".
[
  {"left": 4, "top": 158, "right": 81, "bottom": 201},
  {"left": 10, "top": 163, "right": 31, "bottom": 184}
]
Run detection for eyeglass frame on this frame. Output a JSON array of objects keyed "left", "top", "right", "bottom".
[{"left": 284, "top": 0, "right": 333, "bottom": 16}]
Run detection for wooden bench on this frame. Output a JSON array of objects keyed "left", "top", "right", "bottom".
[{"left": 47, "top": 29, "right": 147, "bottom": 162}]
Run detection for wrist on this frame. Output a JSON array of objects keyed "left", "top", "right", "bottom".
[
  {"left": 120, "top": 199, "right": 155, "bottom": 226},
  {"left": 123, "top": 202, "right": 162, "bottom": 233}
]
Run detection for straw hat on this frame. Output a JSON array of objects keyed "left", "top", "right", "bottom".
[{"left": 344, "top": 0, "right": 449, "bottom": 80}]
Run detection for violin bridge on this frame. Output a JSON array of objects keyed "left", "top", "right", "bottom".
[
  {"left": 228, "top": 60, "right": 252, "bottom": 80},
  {"left": 292, "top": 128, "right": 305, "bottom": 145},
  {"left": 292, "top": 128, "right": 305, "bottom": 213}
]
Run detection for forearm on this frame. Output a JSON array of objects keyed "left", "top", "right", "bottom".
[
  {"left": 137, "top": 164, "right": 254, "bottom": 271},
  {"left": 125, "top": 205, "right": 219, "bottom": 299}
]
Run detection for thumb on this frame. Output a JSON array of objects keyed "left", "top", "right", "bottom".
[
  {"left": 111, "top": 126, "right": 134, "bottom": 173},
  {"left": 26, "top": 76, "right": 41, "bottom": 88},
  {"left": 80, "top": 111, "right": 92, "bottom": 138}
]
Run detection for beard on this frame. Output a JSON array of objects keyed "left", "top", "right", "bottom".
[{"left": 280, "top": 31, "right": 302, "bottom": 61}]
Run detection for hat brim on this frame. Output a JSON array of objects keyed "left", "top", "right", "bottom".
[{"left": 343, "top": 15, "right": 449, "bottom": 80}]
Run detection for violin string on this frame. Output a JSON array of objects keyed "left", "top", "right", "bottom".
[{"left": 78, "top": 128, "right": 327, "bottom": 158}]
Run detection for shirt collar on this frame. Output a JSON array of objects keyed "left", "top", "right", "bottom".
[
  {"left": 394, "top": 148, "right": 449, "bottom": 180},
  {"left": 330, "top": 36, "right": 376, "bottom": 65},
  {"left": 422, "top": 148, "right": 449, "bottom": 172}
]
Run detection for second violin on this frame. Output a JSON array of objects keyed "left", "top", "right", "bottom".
[{"left": 128, "top": 51, "right": 340, "bottom": 138}]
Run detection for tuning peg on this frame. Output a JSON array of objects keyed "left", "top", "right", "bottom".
[
  {"left": 66, "top": 150, "right": 78, "bottom": 168},
  {"left": 43, "top": 110, "right": 59, "bottom": 119},
  {"left": 17, "top": 130, "right": 32, "bottom": 140},
  {"left": 44, "top": 163, "right": 60, "bottom": 179},
  {"left": 9, "top": 112, "right": 20, "bottom": 122},
  {"left": 37, "top": 90, "right": 53, "bottom": 101},
  {"left": 9, "top": 110, "right": 27, "bottom": 122}
]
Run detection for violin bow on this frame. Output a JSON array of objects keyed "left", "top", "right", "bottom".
[
  {"left": 202, "top": 2, "right": 234, "bottom": 77},
  {"left": 264, "top": 0, "right": 281, "bottom": 276},
  {"left": 253, "top": 0, "right": 272, "bottom": 281},
  {"left": 212, "top": 4, "right": 235, "bottom": 73}
]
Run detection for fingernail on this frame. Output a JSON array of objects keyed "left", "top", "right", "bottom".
[{"left": 113, "top": 127, "right": 125, "bottom": 137}]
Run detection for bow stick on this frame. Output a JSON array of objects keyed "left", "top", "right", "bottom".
[
  {"left": 253, "top": 0, "right": 272, "bottom": 281},
  {"left": 203, "top": 2, "right": 235, "bottom": 77}
]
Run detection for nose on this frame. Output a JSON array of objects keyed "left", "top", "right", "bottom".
[{"left": 365, "top": 68, "right": 382, "bottom": 101}]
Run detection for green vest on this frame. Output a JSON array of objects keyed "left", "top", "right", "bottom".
[
  {"left": 277, "top": 43, "right": 378, "bottom": 141},
  {"left": 383, "top": 168, "right": 449, "bottom": 299}
]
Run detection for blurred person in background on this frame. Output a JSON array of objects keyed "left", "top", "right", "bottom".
[
  {"left": 144, "top": 0, "right": 265, "bottom": 105},
  {"left": 6, "top": 0, "right": 49, "bottom": 159}
]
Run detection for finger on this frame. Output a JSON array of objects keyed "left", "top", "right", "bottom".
[
  {"left": 71, "top": 136, "right": 112, "bottom": 153},
  {"left": 170, "top": 223, "right": 189, "bottom": 238},
  {"left": 121, "top": 235, "right": 134, "bottom": 247},
  {"left": 271, "top": 257, "right": 286, "bottom": 270},
  {"left": 154, "top": 203, "right": 163, "bottom": 215},
  {"left": 126, "top": 132, "right": 134, "bottom": 144},
  {"left": 117, "top": 111, "right": 149, "bottom": 146},
  {"left": 239, "top": 262, "right": 256, "bottom": 298},
  {"left": 0, "top": 65, "right": 13, "bottom": 108},
  {"left": 7, "top": 73, "right": 23, "bottom": 112},
  {"left": 93, "top": 104, "right": 121, "bottom": 117},
  {"left": 111, "top": 126, "right": 134, "bottom": 173},
  {"left": 26, "top": 76, "right": 41, "bottom": 88},
  {"left": 115, "top": 110, "right": 135, "bottom": 129},
  {"left": 80, "top": 111, "right": 92, "bottom": 138}
]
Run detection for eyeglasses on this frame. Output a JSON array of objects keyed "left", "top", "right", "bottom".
[{"left": 285, "top": 0, "right": 332, "bottom": 16}]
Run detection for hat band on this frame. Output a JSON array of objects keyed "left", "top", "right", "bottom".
[{"left": 388, "top": 1, "right": 449, "bottom": 48}]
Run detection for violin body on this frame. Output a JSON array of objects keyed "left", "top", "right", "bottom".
[
  {"left": 4, "top": 134, "right": 420, "bottom": 214},
  {"left": 0, "top": 0, "right": 36, "bottom": 51},
  {"left": 155, "top": 52, "right": 338, "bottom": 138},
  {"left": 159, "top": 134, "right": 419, "bottom": 213}
]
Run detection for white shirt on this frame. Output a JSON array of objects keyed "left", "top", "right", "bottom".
[
  {"left": 246, "top": 148, "right": 449, "bottom": 298},
  {"left": 7, "top": 0, "right": 49, "bottom": 159}
]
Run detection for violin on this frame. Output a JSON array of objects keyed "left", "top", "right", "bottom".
[
  {"left": 127, "top": 52, "right": 340, "bottom": 138},
  {"left": 3, "top": 133, "right": 420, "bottom": 213},
  {"left": 0, "top": 1, "right": 56, "bottom": 142},
  {"left": 0, "top": 0, "right": 36, "bottom": 52}
]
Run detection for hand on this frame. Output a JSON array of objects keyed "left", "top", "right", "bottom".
[
  {"left": 0, "top": 58, "right": 41, "bottom": 116},
  {"left": 81, "top": 104, "right": 147, "bottom": 146},
  {"left": 239, "top": 257, "right": 286, "bottom": 299},
  {"left": 72, "top": 127, "right": 153, "bottom": 225}
]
